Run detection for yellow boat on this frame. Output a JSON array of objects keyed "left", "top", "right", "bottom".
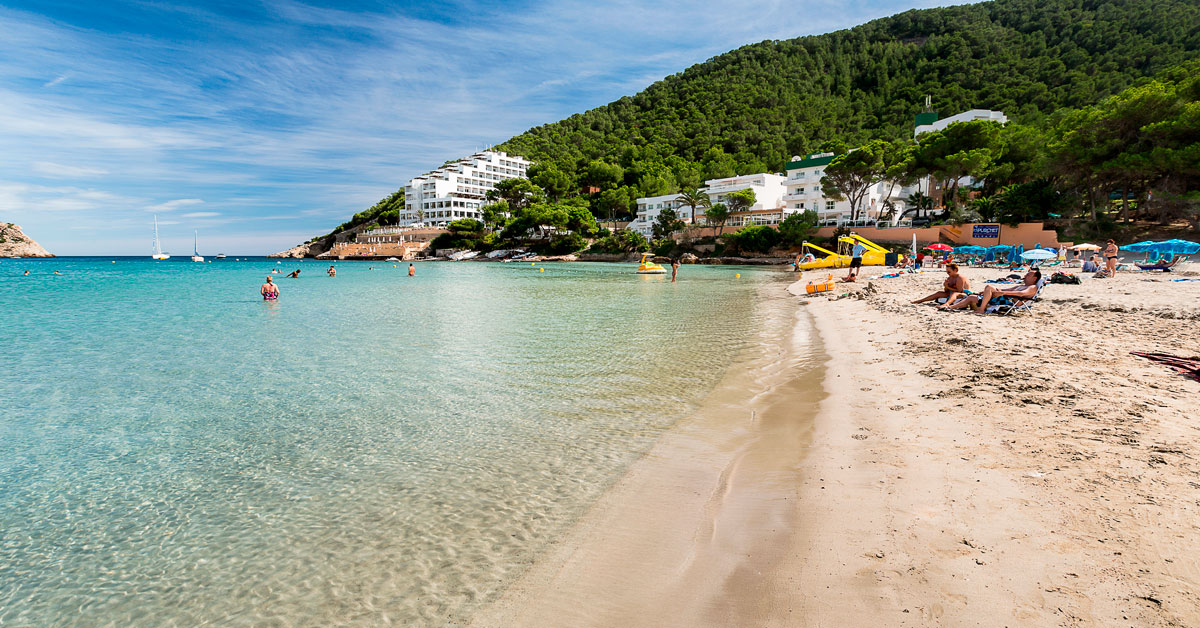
[
  {"left": 796, "top": 233, "right": 892, "bottom": 270},
  {"left": 636, "top": 253, "right": 667, "bottom": 274}
]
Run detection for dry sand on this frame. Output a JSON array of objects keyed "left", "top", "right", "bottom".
[{"left": 471, "top": 265, "right": 1200, "bottom": 627}]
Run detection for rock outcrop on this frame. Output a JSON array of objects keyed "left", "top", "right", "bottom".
[
  {"left": 0, "top": 223, "right": 53, "bottom": 257},
  {"left": 269, "top": 237, "right": 332, "bottom": 258}
]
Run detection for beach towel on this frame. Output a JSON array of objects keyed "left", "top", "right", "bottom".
[
  {"left": 1131, "top": 352, "right": 1200, "bottom": 383},
  {"left": 1171, "top": 278, "right": 1200, "bottom": 282}
]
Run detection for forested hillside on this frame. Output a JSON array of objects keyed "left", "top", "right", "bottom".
[
  {"left": 499, "top": 0, "right": 1199, "bottom": 197},
  {"left": 322, "top": 0, "right": 1200, "bottom": 240}
]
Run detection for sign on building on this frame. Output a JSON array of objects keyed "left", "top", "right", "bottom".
[{"left": 973, "top": 224, "right": 1000, "bottom": 239}]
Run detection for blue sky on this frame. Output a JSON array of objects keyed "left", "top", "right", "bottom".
[{"left": 2, "top": 0, "right": 960, "bottom": 255}]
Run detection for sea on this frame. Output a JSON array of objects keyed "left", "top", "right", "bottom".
[{"left": 0, "top": 257, "right": 792, "bottom": 626}]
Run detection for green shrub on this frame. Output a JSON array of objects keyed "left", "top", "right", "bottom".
[{"left": 722, "top": 225, "right": 780, "bottom": 254}]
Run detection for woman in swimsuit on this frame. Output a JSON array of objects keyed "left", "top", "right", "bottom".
[
  {"left": 261, "top": 276, "right": 279, "bottom": 300},
  {"left": 1103, "top": 240, "right": 1119, "bottom": 276}
]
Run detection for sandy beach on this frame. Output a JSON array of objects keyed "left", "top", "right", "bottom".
[{"left": 472, "top": 265, "right": 1200, "bottom": 627}]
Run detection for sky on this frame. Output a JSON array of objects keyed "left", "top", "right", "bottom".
[{"left": 2, "top": 0, "right": 962, "bottom": 255}]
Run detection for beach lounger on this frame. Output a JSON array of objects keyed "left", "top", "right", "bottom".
[
  {"left": 1135, "top": 254, "right": 1180, "bottom": 271},
  {"left": 985, "top": 279, "right": 1047, "bottom": 315}
]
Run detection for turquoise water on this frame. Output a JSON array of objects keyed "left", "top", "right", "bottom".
[{"left": 0, "top": 258, "right": 789, "bottom": 626}]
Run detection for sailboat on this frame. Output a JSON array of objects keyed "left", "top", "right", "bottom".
[
  {"left": 191, "top": 231, "right": 204, "bottom": 262},
  {"left": 152, "top": 215, "right": 170, "bottom": 260}
]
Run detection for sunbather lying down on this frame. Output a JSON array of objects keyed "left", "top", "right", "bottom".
[
  {"left": 940, "top": 269, "right": 1042, "bottom": 313},
  {"left": 912, "top": 263, "right": 969, "bottom": 305}
]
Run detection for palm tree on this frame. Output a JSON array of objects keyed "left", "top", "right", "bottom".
[
  {"left": 677, "top": 188, "right": 709, "bottom": 225},
  {"left": 899, "top": 192, "right": 934, "bottom": 221},
  {"left": 705, "top": 203, "right": 730, "bottom": 238}
]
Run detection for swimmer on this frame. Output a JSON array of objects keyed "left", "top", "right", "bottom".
[
  {"left": 327, "top": 265, "right": 336, "bottom": 277},
  {"left": 408, "top": 263, "right": 415, "bottom": 277},
  {"left": 261, "top": 276, "right": 279, "bottom": 300},
  {"left": 287, "top": 269, "right": 300, "bottom": 278},
  {"left": 23, "top": 270, "right": 29, "bottom": 276},
  {"left": 53, "top": 271, "right": 61, "bottom": 275}
]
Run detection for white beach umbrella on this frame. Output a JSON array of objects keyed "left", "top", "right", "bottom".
[
  {"left": 1020, "top": 249, "right": 1056, "bottom": 261},
  {"left": 1071, "top": 243, "right": 1100, "bottom": 250}
]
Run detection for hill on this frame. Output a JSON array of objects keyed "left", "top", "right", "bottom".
[
  {"left": 0, "top": 223, "right": 53, "bottom": 257},
  {"left": 500, "top": 0, "right": 1200, "bottom": 188},
  {"left": 305, "top": 0, "right": 1200, "bottom": 245}
]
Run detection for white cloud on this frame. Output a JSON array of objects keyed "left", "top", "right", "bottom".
[
  {"left": 32, "top": 161, "right": 109, "bottom": 177},
  {"left": 147, "top": 199, "right": 205, "bottom": 212},
  {"left": 182, "top": 211, "right": 220, "bottom": 218},
  {"left": 43, "top": 73, "right": 70, "bottom": 87}
]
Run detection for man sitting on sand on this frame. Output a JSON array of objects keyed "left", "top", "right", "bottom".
[
  {"left": 941, "top": 269, "right": 1041, "bottom": 313},
  {"left": 912, "top": 263, "right": 970, "bottom": 305}
]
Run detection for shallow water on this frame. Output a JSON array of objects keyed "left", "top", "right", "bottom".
[{"left": 0, "top": 258, "right": 790, "bottom": 626}]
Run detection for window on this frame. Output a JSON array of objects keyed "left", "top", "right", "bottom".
[{"left": 826, "top": 200, "right": 836, "bottom": 211}]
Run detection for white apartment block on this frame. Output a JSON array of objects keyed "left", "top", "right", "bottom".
[
  {"left": 909, "top": 109, "right": 1008, "bottom": 208},
  {"left": 914, "top": 108, "right": 1008, "bottom": 137},
  {"left": 632, "top": 173, "right": 788, "bottom": 237},
  {"left": 629, "top": 193, "right": 688, "bottom": 237},
  {"left": 398, "top": 150, "right": 531, "bottom": 227},
  {"left": 784, "top": 152, "right": 902, "bottom": 225}
]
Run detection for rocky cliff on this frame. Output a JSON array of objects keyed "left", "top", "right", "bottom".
[
  {"left": 268, "top": 236, "right": 332, "bottom": 258},
  {"left": 0, "top": 223, "right": 53, "bottom": 257}
]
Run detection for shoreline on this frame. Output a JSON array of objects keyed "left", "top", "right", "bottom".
[
  {"left": 469, "top": 281, "right": 827, "bottom": 627},
  {"left": 471, "top": 266, "right": 1200, "bottom": 627}
]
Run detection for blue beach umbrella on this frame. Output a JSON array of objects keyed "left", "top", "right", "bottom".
[
  {"left": 1148, "top": 239, "right": 1200, "bottom": 255},
  {"left": 1123, "top": 240, "right": 1157, "bottom": 252}
]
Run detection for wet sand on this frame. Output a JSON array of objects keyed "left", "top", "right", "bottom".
[
  {"left": 471, "top": 265, "right": 1200, "bottom": 627},
  {"left": 469, "top": 285, "right": 825, "bottom": 627}
]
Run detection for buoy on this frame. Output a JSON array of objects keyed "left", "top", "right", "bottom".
[
  {"left": 530, "top": 262, "right": 535, "bottom": 266},
  {"left": 111, "top": 260, "right": 115, "bottom": 263},
  {"left": 539, "top": 268, "right": 544, "bottom": 272},
  {"left": 735, "top": 273, "right": 741, "bottom": 278}
]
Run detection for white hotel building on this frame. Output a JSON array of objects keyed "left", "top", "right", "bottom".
[
  {"left": 398, "top": 151, "right": 531, "bottom": 227},
  {"left": 630, "top": 173, "right": 787, "bottom": 237},
  {"left": 784, "top": 152, "right": 906, "bottom": 226}
]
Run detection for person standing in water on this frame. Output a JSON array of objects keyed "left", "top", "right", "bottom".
[
  {"left": 327, "top": 265, "right": 336, "bottom": 277},
  {"left": 671, "top": 259, "right": 680, "bottom": 283},
  {"left": 408, "top": 263, "right": 415, "bottom": 277},
  {"left": 261, "top": 276, "right": 279, "bottom": 300}
]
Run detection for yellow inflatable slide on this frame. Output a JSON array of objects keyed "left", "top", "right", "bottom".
[{"left": 796, "top": 233, "right": 891, "bottom": 270}]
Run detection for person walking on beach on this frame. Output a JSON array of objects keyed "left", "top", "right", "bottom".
[
  {"left": 327, "top": 265, "right": 336, "bottom": 277},
  {"left": 850, "top": 241, "right": 867, "bottom": 277},
  {"left": 261, "top": 276, "right": 279, "bottom": 300},
  {"left": 1104, "top": 240, "right": 1119, "bottom": 276},
  {"left": 408, "top": 263, "right": 415, "bottom": 277},
  {"left": 671, "top": 259, "right": 680, "bottom": 283}
]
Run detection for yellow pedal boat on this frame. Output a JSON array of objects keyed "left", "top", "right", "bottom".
[{"left": 636, "top": 253, "right": 668, "bottom": 274}]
